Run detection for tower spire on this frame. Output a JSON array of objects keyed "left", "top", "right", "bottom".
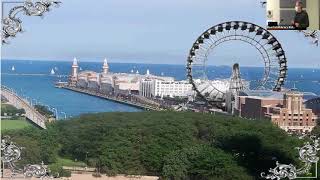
[
  {"left": 72, "top": 57, "right": 78, "bottom": 66},
  {"left": 102, "top": 58, "right": 109, "bottom": 74},
  {"left": 70, "top": 57, "right": 79, "bottom": 86}
]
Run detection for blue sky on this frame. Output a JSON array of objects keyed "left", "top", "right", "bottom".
[{"left": 1, "top": 0, "right": 319, "bottom": 67}]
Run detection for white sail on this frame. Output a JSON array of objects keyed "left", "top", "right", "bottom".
[
  {"left": 50, "top": 68, "right": 55, "bottom": 75},
  {"left": 80, "top": 67, "right": 83, "bottom": 71},
  {"left": 11, "top": 66, "right": 15, "bottom": 71}
]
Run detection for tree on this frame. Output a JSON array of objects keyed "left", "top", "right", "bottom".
[
  {"left": 2, "top": 111, "right": 302, "bottom": 179},
  {"left": 34, "top": 105, "right": 54, "bottom": 117}
]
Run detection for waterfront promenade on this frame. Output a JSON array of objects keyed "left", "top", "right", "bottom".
[
  {"left": 56, "top": 85, "right": 163, "bottom": 111},
  {"left": 1, "top": 86, "right": 48, "bottom": 129}
]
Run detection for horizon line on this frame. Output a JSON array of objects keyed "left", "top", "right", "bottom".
[{"left": 2, "top": 58, "right": 320, "bottom": 69}]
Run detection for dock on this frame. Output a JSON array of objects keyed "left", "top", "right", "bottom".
[{"left": 56, "top": 84, "right": 163, "bottom": 111}]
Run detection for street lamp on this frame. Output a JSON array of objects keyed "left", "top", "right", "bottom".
[
  {"left": 45, "top": 105, "right": 52, "bottom": 112},
  {"left": 25, "top": 96, "right": 31, "bottom": 105},
  {"left": 85, "top": 151, "right": 89, "bottom": 166},
  {"left": 32, "top": 98, "right": 38, "bottom": 105},
  {"left": 51, "top": 107, "right": 58, "bottom": 120},
  {"left": 61, "top": 111, "right": 67, "bottom": 119}
]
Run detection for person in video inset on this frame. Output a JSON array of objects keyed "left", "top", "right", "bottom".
[{"left": 292, "top": 1, "right": 309, "bottom": 30}]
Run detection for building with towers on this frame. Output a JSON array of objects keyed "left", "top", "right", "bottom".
[{"left": 68, "top": 58, "right": 188, "bottom": 97}]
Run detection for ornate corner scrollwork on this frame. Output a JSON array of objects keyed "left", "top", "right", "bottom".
[
  {"left": 1, "top": 0, "right": 61, "bottom": 44},
  {"left": 1, "top": 135, "right": 23, "bottom": 174},
  {"left": 1, "top": 136, "right": 52, "bottom": 179},
  {"left": 259, "top": 1, "right": 267, "bottom": 8},
  {"left": 261, "top": 136, "right": 320, "bottom": 179},
  {"left": 261, "top": 162, "right": 297, "bottom": 180},
  {"left": 24, "top": 162, "right": 48, "bottom": 178},
  {"left": 301, "top": 30, "right": 319, "bottom": 46}
]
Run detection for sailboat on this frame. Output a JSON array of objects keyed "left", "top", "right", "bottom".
[
  {"left": 11, "top": 65, "right": 15, "bottom": 71},
  {"left": 80, "top": 67, "right": 83, "bottom": 71},
  {"left": 50, "top": 68, "right": 55, "bottom": 75}
]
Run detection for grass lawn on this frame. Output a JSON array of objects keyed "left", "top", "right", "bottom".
[{"left": 1, "top": 119, "right": 32, "bottom": 131}]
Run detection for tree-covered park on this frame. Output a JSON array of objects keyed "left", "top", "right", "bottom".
[{"left": 2, "top": 111, "right": 307, "bottom": 179}]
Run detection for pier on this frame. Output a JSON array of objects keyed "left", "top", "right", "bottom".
[
  {"left": 1, "top": 86, "right": 48, "bottom": 129},
  {"left": 56, "top": 84, "right": 163, "bottom": 111}
]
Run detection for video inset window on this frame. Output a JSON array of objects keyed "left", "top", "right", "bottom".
[{"left": 266, "top": 0, "right": 320, "bottom": 30}]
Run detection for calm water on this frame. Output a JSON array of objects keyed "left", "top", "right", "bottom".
[{"left": 1, "top": 60, "right": 320, "bottom": 118}]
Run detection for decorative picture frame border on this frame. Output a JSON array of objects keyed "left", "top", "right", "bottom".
[
  {"left": 1, "top": 0, "right": 61, "bottom": 44},
  {"left": 261, "top": 136, "right": 320, "bottom": 179},
  {"left": 1, "top": 136, "right": 51, "bottom": 179},
  {"left": 1, "top": 0, "right": 61, "bottom": 178},
  {"left": 1, "top": 1, "right": 319, "bottom": 179}
]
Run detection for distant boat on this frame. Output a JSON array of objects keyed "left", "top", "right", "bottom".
[
  {"left": 11, "top": 66, "right": 15, "bottom": 71},
  {"left": 312, "top": 69, "right": 315, "bottom": 73},
  {"left": 130, "top": 69, "right": 134, "bottom": 73},
  {"left": 54, "top": 66, "right": 58, "bottom": 71},
  {"left": 50, "top": 68, "right": 55, "bottom": 75},
  {"left": 80, "top": 67, "right": 83, "bottom": 71}
]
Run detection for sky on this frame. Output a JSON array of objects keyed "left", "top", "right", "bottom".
[{"left": 1, "top": 0, "right": 319, "bottom": 67}]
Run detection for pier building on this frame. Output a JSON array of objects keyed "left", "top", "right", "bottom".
[
  {"left": 69, "top": 58, "right": 180, "bottom": 96},
  {"left": 139, "top": 79, "right": 193, "bottom": 98}
]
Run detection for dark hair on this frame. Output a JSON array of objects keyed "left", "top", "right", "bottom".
[{"left": 296, "top": 0, "right": 303, "bottom": 6}]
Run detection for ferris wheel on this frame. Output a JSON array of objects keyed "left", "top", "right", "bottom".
[{"left": 186, "top": 21, "right": 288, "bottom": 104}]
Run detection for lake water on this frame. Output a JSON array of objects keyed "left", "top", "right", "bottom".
[{"left": 1, "top": 60, "right": 320, "bottom": 118}]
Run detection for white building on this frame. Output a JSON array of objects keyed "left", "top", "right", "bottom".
[
  {"left": 140, "top": 79, "right": 155, "bottom": 97},
  {"left": 155, "top": 80, "right": 192, "bottom": 98},
  {"left": 139, "top": 79, "right": 193, "bottom": 98}
]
